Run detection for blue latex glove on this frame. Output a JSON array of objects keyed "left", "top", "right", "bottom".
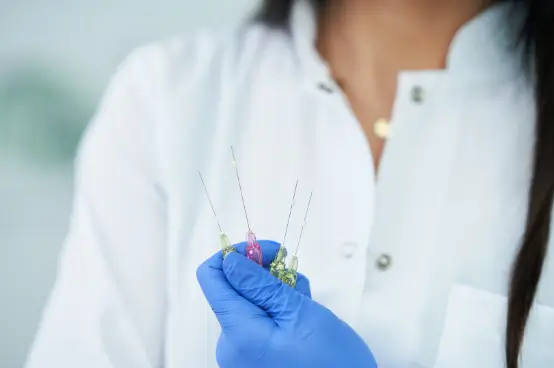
[{"left": 197, "top": 240, "right": 378, "bottom": 368}]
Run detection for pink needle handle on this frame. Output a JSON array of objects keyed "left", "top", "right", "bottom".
[{"left": 245, "top": 231, "right": 263, "bottom": 266}]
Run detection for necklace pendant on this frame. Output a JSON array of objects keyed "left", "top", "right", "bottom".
[{"left": 373, "top": 118, "right": 390, "bottom": 139}]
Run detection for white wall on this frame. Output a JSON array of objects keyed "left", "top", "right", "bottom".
[
  {"left": 1, "top": 0, "right": 257, "bottom": 92},
  {"left": 0, "top": 1, "right": 257, "bottom": 367}
]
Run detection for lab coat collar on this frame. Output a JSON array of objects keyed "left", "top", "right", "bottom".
[
  {"left": 290, "top": 0, "right": 523, "bottom": 86},
  {"left": 290, "top": 0, "right": 332, "bottom": 88}
]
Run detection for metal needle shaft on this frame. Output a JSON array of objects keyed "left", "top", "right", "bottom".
[
  {"left": 198, "top": 170, "right": 223, "bottom": 233},
  {"left": 231, "top": 146, "right": 252, "bottom": 231},
  {"left": 294, "top": 192, "right": 313, "bottom": 257},
  {"left": 282, "top": 181, "right": 299, "bottom": 248}
]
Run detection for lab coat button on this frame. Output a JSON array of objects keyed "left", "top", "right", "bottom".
[
  {"left": 411, "top": 86, "right": 424, "bottom": 103},
  {"left": 376, "top": 254, "right": 392, "bottom": 270},
  {"left": 341, "top": 242, "right": 358, "bottom": 259}
]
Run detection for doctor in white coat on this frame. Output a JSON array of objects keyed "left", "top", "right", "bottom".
[{"left": 25, "top": 0, "right": 554, "bottom": 367}]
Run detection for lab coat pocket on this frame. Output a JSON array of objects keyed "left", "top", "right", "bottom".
[{"left": 434, "top": 284, "right": 554, "bottom": 368}]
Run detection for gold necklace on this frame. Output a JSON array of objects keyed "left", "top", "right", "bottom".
[{"left": 373, "top": 118, "right": 390, "bottom": 140}]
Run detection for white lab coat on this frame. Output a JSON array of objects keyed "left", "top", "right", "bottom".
[{"left": 26, "top": 1, "right": 554, "bottom": 367}]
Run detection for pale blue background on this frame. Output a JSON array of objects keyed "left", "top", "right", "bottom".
[{"left": 0, "top": 1, "right": 257, "bottom": 366}]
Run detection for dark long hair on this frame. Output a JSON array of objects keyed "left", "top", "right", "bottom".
[{"left": 257, "top": 1, "right": 554, "bottom": 367}]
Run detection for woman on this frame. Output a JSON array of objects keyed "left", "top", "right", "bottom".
[{"left": 26, "top": 0, "right": 554, "bottom": 367}]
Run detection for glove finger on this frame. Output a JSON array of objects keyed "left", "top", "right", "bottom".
[
  {"left": 294, "top": 272, "right": 312, "bottom": 299},
  {"left": 236, "top": 239, "right": 310, "bottom": 297},
  {"left": 223, "top": 252, "right": 308, "bottom": 325},
  {"left": 197, "top": 239, "right": 280, "bottom": 303},
  {"left": 236, "top": 241, "right": 311, "bottom": 299},
  {"left": 196, "top": 250, "right": 267, "bottom": 331}
]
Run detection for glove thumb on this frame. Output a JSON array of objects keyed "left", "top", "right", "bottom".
[{"left": 223, "top": 252, "right": 308, "bottom": 324}]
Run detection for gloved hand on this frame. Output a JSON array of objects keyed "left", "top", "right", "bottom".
[{"left": 197, "top": 240, "right": 378, "bottom": 368}]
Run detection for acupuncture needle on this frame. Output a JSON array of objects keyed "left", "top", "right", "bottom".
[
  {"left": 230, "top": 146, "right": 263, "bottom": 266},
  {"left": 270, "top": 180, "right": 299, "bottom": 277},
  {"left": 282, "top": 191, "right": 313, "bottom": 287},
  {"left": 198, "top": 171, "right": 236, "bottom": 258}
]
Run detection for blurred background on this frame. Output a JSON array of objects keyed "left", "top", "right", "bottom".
[{"left": 0, "top": 1, "right": 257, "bottom": 366}]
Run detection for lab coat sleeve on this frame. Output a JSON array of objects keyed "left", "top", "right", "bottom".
[{"left": 25, "top": 46, "right": 167, "bottom": 368}]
